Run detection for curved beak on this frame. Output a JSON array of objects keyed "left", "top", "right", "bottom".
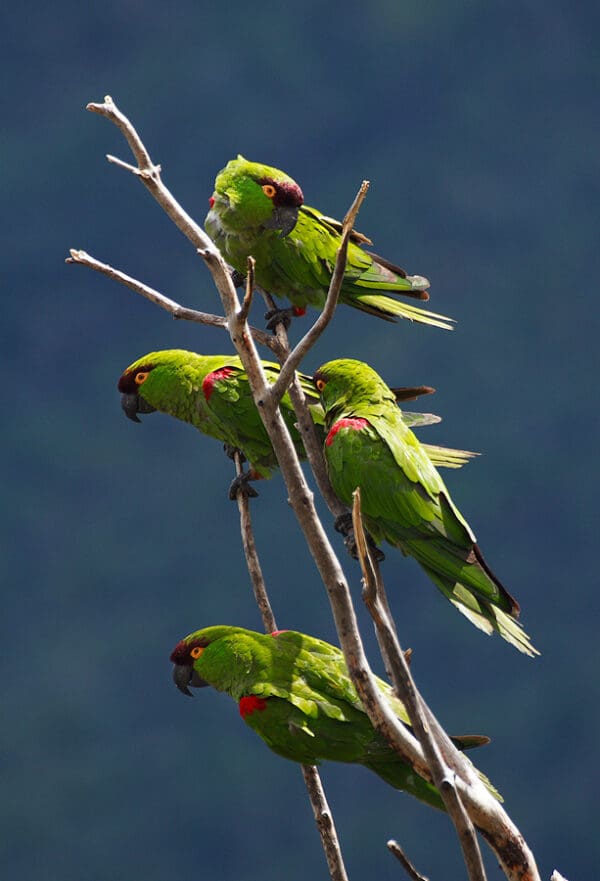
[
  {"left": 121, "top": 392, "right": 157, "bottom": 423},
  {"left": 266, "top": 204, "right": 299, "bottom": 238},
  {"left": 172, "top": 664, "right": 209, "bottom": 697}
]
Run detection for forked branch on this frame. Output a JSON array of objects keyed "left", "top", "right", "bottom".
[{"left": 76, "top": 94, "right": 543, "bottom": 881}]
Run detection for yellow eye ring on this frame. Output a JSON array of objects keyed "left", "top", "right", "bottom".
[
  {"left": 262, "top": 184, "right": 277, "bottom": 198},
  {"left": 315, "top": 378, "right": 326, "bottom": 392},
  {"left": 190, "top": 646, "right": 204, "bottom": 659},
  {"left": 134, "top": 371, "right": 149, "bottom": 386}
]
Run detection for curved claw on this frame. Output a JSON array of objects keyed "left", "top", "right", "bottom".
[
  {"left": 228, "top": 472, "right": 259, "bottom": 501},
  {"left": 264, "top": 306, "right": 295, "bottom": 333},
  {"left": 230, "top": 268, "right": 246, "bottom": 288},
  {"left": 334, "top": 512, "right": 353, "bottom": 535},
  {"left": 334, "top": 513, "right": 385, "bottom": 562},
  {"left": 223, "top": 443, "right": 246, "bottom": 464}
]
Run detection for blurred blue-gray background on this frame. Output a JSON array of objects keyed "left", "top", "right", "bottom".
[{"left": 3, "top": 2, "right": 598, "bottom": 879}]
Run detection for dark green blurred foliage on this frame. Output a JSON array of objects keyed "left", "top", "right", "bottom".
[{"left": 3, "top": 1, "right": 599, "bottom": 879}]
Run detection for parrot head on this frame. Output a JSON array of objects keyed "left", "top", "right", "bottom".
[
  {"left": 118, "top": 359, "right": 159, "bottom": 423},
  {"left": 170, "top": 633, "right": 212, "bottom": 696},
  {"left": 118, "top": 349, "right": 203, "bottom": 422},
  {"left": 211, "top": 155, "right": 304, "bottom": 237},
  {"left": 170, "top": 625, "right": 252, "bottom": 696},
  {"left": 313, "top": 358, "right": 393, "bottom": 419}
]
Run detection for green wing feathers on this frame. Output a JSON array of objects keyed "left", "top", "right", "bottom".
[{"left": 315, "top": 359, "right": 539, "bottom": 656}]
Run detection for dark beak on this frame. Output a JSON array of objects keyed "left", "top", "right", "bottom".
[
  {"left": 172, "top": 664, "right": 209, "bottom": 697},
  {"left": 120, "top": 392, "right": 156, "bottom": 423},
  {"left": 266, "top": 204, "right": 299, "bottom": 238}
]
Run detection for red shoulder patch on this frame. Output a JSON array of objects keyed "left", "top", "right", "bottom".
[
  {"left": 270, "top": 630, "right": 290, "bottom": 637},
  {"left": 239, "top": 695, "right": 268, "bottom": 719},
  {"left": 202, "top": 366, "right": 236, "bottom": 402},
  {"left": 325, "top": 417, "right": 369, "bottom": 447}
]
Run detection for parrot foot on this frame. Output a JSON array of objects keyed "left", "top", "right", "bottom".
[
  {"left": 333, "top": 513, "right": 385, "bottom": 563},
  {"left": 223, "top": 443, "right": 246, "bottom": 464},
  {"left": 230, "top": 268, "right": 246, "bottom": 288},
  {"left": 265, "top": 306, "right": 294, "bottom": 332},
  {"left": 228, "top": 472, "right": 259, "bottom": 501}
]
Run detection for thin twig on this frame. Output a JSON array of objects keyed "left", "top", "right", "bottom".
[
  {"left": 301, "top": 765, "right": 350, "bottom": 881},
  {"left": 352, "top": 489, "right": 488, "bottom": 881},
  {"left": 238, "top": 257, "right": 255, "bottom": 324},
  {"left": 66, "top": 249, "right": 276, "bottom": 350},
  {"left": 231, "top": 451, "right": 277, "bottom": 633},
  {"left": 387, "top": 840, "right": 430, "bottom": 881}
]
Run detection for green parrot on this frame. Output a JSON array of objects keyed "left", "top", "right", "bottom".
[
  {"left": 204, "top": 156, "right": 453, "bottom": 330},
  {"left": 170, "top": 625, "right": 499, "bottom": 811},
  {"left": 117, "top": 349, "right": 477, "bottom": 496},
  {"left": 313, "top": 359, "right": 538, "bottom": 657}
]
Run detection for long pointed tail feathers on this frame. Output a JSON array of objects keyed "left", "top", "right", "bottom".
[
  {"left": 345, "top": 292, "right": 455, "bottom": 329},
  {"left": 422, "top": 567, "right": 539, "bottom": 657}
]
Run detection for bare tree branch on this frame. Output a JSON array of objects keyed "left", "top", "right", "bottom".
[
  {"left": 301, "top": 765, "right": 350, "bottom": 881},
  {"left": 81, "top": 94, "right": 543, "bottom": 881},
  {"left": 238, "top": 257, "right": 256, "bottom": 325},
  {"left": 66, "top": 249, "right": 276, "bottom": 350},
  {"left": 387, "top": 839, "right": 430, "bottom": 881},
  {"left": 231, "top": 450, "right": 277, "bottom": 633}
]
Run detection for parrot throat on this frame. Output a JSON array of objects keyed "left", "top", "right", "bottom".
[
  {"left": 239, "top": 695, "right": 268, "bottom": 719},
  {"left": 325, "top": 417, "right": 370, "bottom": 447},
  {"left": 202, "top": 367, "right": 236, "bottom": 402}
]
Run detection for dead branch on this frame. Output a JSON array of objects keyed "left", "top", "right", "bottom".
[
  {"left": 301, "top": 765, "right": 350, "bottom": 881},
  {"left": 66, "top": 249, "right": 276, "bottom": 351},
  {"left": 387, "top": 840, "right": 430, "bottom": 881},
  {"left": 80, "top": 94, "right": 542, "bottom": 881},
  {"left": 231, "top": 450, "right": 277, "bottom": 633}
]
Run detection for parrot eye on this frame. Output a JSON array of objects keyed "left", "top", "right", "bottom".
[
  {"left": 190, "top": 646, "right": 204, "bottom": 659},
  {"left": 135, "top": 371, "right": 149, "bottom": 386},
  {"left": 261, "top": 184, "right": 277, "bottom": 199},
  {"left": 315, "top": 378, "right": 326, "bottom": 392}
]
